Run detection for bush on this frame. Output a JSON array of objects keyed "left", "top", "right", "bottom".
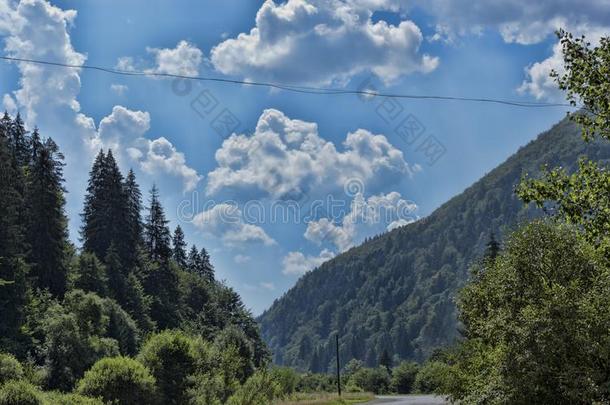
[
  {"left": 270, "top": 367, "right": 299, "bottom": 397},
  {"left": 137, "top": 330, "right": 196, "bottom": 404},
  {"left": 414, "top": 361, "right": 450, "bottom": 394},
  {"left": 0, "top": 354, "right": 23, "bottom": 386},
  {"left": 42, "top": 392, "right": 103, "bottom": 405},
  {"left": 0, "top": 380, "right": 43, "bottom": 405},
  {"left": 349, "top": 367, "right": 390, "bottom": 394},
  {"left": 296, "top": 373, "right": 335, "bottom": 393},
  {"left": 186, "top": 373, "right": 225, "bottom": 405},
  {"left": 391, "top": 361, "right": 419, "bottom": 394},
  {"left": 226, "top": 370, "right": 282, "bottom": 405},
  {"left": 214, "top": 326, "right": 255, "bottom": 383},
  {"left": 76, "top": 356, "right": 157, "bottom": 405}
]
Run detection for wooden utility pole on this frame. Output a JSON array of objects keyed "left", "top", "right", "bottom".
[{"left": 336, "top": 334, "right": 341, "bottom": 397}]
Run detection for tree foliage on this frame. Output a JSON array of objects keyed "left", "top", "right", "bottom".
[{"left": 76, "top": 357, "right": 157, "bottom": 405}]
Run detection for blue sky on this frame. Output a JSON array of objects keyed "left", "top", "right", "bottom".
[{"left": 1, "top": 0, "right": 608, "bottom": 314}]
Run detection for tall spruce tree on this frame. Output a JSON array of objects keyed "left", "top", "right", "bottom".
[
  {"left": 172, "top": 225, "right": 187, "bottom": 268},
  {"left": 0, "top": 114, "right": 24, "bottom": 260},
  {"left": 200, "top": 247, "right": 215, "bottom": 282},
  {"left": 9, "top": 113, "right": 30, "bottom": 168},
  {"left": 187, "top": 245, "right": 202, "bottom": 274},
  {"left": 103, "top": 151, "right": 130, "bottom": 263},
  {"left": 145, "top": 185, "right": 171, "bottom": 263},
  {"left": 26, "top": 136, "right": 68, "bottom": 297},
  {"left": 124, "top": 169, "right": 143, "bottom": 266},
  {"left": 81, "top": 150, "right": 130, "bottom": 264},
  {"left": 81, "top": 150, "right": 108, "bottom": 259},
  {"left": 0, "top": 114, "right": 28, "bottom": 350}
]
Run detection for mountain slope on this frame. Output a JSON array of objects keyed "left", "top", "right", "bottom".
[{"left": 258, "top": 117, "right": 610, "bottom": 372}]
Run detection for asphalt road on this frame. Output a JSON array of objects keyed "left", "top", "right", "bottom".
[{"left": 368, "top": 395, "right": 448, "bottom": 405}]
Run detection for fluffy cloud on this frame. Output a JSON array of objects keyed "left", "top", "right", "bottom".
[
  {"left": 0, "top": 0, "right": 16, "bottom": 35},
  {"left": 92, "top": 106, "right": 201, "bottom": 191},
  {"left": 0, "top": 1, "right": 201, "bottom": 193},
  {"left": 417, "top": 0, "right": 610, "bottom": 45},
  {"left": 138, "top": 137, "right": 202, "bottom": 192},
  {"left": 517, "top": 42, "right": 565, "bottom": 101},
  {"left": 282, "top": 249, "right": 335, "bottom": 275},
  {"left": 192, "top": 203, "right": 276, "bottom": 246},
  {"left": 2, "top": 0, "right": 88, "bottom": 128},
  {"left": 518, "top": 27, "right": 608, "bottom": 101},
  {"left": 210, "top": 0, "right": 438, "bottom": 85},
  {"left": 117, "top": 40, "right": 203, "bottom": 76},
  {"left": 305, "top": 191, "right": 417, "bottom": 251},
  {"left": 206, "top": 109, "right": 418, "bottom": 201}
]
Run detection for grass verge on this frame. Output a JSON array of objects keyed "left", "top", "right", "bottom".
[{"left": 274, "top": 392, "right": 375, "bottom": 405}]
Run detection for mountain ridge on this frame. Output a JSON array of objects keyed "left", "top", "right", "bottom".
[{"left": 258, "top": 116, "right": 610, "bottom": 371}]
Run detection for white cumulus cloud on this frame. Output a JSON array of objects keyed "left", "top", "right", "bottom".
[
  {"left": 117, "top": 40, "right": 203, "bottom": 76},
  {"left": 305, "top": 191, "right": 417, "bottom": 252},
  {"left": 282, "top": 248, "right": 335, "bottom": 275},
  {"left": 518, "top": 27, "right": 608, "bottom": 101},
  {"left": 92, "top": 106, "right": 201, "bottom": 192},
  {"left": 416, "top": 0, "right": 610, "bottom": 45},
  {"left": 0, "top": 1, "right": 201, "bottom": 194},
  {"left": 210, "top": 0, "right": 438, "bottom": 85},
  {"left": 193, "top": 203, "right": 276, "bottom": 246},
  {"left": 206, "top": 108, "right": 418, "bottom": 201}
]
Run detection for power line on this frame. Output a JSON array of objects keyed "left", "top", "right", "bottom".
[{"left": 0, "top": 55, "right": 576, "bottom": 109}]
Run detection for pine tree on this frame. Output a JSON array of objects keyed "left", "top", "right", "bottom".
[
  {"left": 81, "top": 150, "right": 108, "bottom": 259},
  {"left": 124, "top": 169, "right": 143, "bottom": 266},
  {"left": 200, "top": 247, "right": 215, "bottom": 282},
  {"left": 172, "top": 225, "right": 187, "bottom": 268},
  {"left": 187, "top": 245, "right": 202, "bottom": 274},
  {"left": 0, "top": 117, "right": 28, "bottom": 350},
  {"left": 72, "top": 253, "right": 107, "bottom": 296},
  {"left": 0, "top": 114, "right": 24, "bottom": 261},
  {"left": 145, "top": 185, "right": 171, "bottom": 263},
  {"left": 104, "top": 151, "right": 130, "bottom": 263},
  {"left": 105, "top": 243, "right": 127, "bottom": 304},
  {"left": 9, "top": 113, "right": 30, "bottom": 168},
  {"left": 81, "top": 150, "right": 130, "bottom": 266},
  {"left": 26, "top": 136, "right": 68, "bottom": 297}
]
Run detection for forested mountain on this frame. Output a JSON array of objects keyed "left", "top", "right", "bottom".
[
  {"left": 0, "top": 112, "right": 268, "bottom": 401},
  {"left": 258, "top": 116, "right": 610, "bottom": 372}
]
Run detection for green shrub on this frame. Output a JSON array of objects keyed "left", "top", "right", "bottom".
[
  {"left": 42, "top": 392, "right": 103, "bottom": 405},
  {"left": 270, "top": 367, "right": 299, "bottom": 397},
  {"left": 391, "top": 361, "right": 420, "bottom": 394},
  {"left": 137, "top": 330, "right": 196, "bottom": 404},
  {"left": 296, "top": 373, "right": 335, "bottom": 393},
  {"left": 0, "top": 380, "right": 43, "bottom": 405},
  {"left": 349, "top": 367, "right": 390, "bottom": 394},
  {"left": 226, "top": 370, "right": 282, "bottom": 405},
  {"left": 414, "top": 361, "right": 450, "bottom": 394},
  {"left": 76, "top": 357, "right": 157, "bottom": 405},
  {"left": 213, "top": 326, "right": 255, "bottom": 383},
  {"left": 0, "top": 354, "right": 23, "bottom": 386},
  {"left": 186, "top": 373, "right": 225, "bottom": 405}
]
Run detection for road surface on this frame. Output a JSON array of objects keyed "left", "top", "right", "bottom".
[{"left": 368, "top": 395, "right": 448, "bottom": 404}]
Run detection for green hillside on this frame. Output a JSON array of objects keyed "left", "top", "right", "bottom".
[{"left": 258, "top": 117, "right": 610, "bottom": 372}]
